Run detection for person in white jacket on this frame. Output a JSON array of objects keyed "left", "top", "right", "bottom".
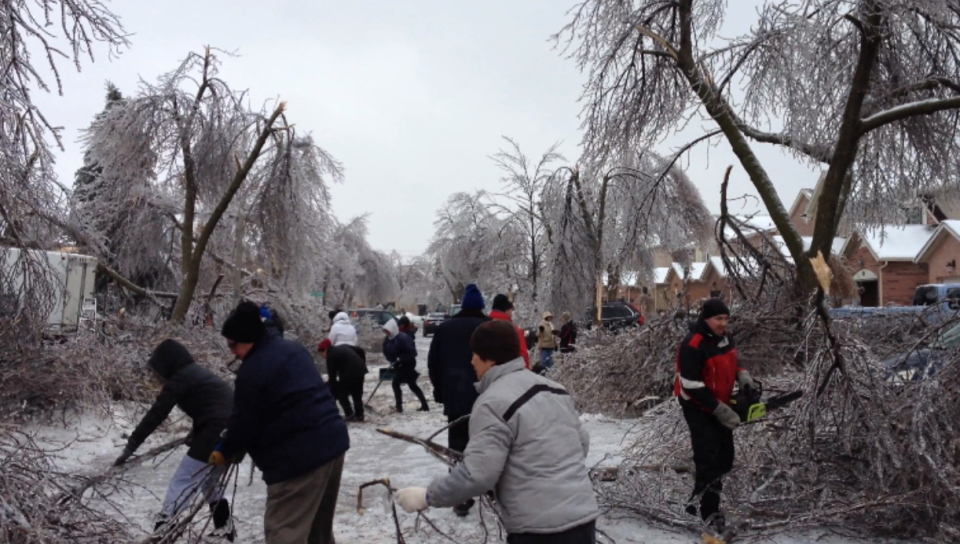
[{"left": 328, "top": 312, "right": 359, "bottom": 346}]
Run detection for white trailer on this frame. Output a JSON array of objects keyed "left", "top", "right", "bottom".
[{"left": 1, "top": 247, "right": 98, "bottom": 332}]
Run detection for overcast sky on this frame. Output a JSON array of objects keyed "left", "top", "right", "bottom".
[{"left": 34, "top": 0, "right": 820, "bottom": 257}]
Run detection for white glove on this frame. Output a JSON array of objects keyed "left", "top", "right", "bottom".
[{"left": 395, "top": 487, "right": 429, "bottom": 513}]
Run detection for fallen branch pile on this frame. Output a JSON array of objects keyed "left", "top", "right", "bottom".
[{"left": 0, "top": 426, "right": 133, "bottom": 543}]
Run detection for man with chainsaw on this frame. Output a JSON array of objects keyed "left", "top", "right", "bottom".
[{"left": 675, "top": 298, "right": 756, "bottom": 531}]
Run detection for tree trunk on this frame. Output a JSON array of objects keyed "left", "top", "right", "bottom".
[
  {"left": 231, "top": 215, "right": 246, "bottom": 307},
  {"left": 169, "top": 103, "right": 286, "bottom": 323}
]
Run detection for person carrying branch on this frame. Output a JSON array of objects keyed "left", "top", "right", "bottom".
[
  {"left": 113, "top": 339, "right": 236, "bottom": 541},
  {"left": 212, "top": 301, "right": 349, "bottom": 544},
  {"left": 675, "top": 298, "right": 756, "bottom": 531},
  {"left": 396, "top": 320, "right": 600, "bottom": 543},
  {"left": 383, "top": 317, "right": 429, "bottom": 413}
]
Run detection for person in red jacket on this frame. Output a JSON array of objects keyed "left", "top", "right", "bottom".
[
  {"left": 674, "top": 298, "right": 755, "bottom": 532},
  {"left": 489, "top": 294, "right": 530, "bottom": 369}
]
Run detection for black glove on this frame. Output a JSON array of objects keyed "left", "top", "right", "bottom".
[{"left": 113, "top": 446, "right": 134, "bottom": 467}]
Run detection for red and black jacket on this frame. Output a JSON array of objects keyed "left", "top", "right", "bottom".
[{"left": 674, "top": 321, "right": 740, "bottom": 411}]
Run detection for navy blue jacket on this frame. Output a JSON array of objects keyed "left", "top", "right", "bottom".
[
  {"left": 220, "top": 333, "right": 349, "bottom": 485},
  {"left": 383, "top": 331, "right": 418, "bottom": 372},
  {"left": 427, "top": 310, "right": 490, "bottom": 418}
]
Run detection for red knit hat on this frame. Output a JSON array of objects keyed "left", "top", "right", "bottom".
[{"left": 318, "top": 338, "right": 333, "bottom": 352}]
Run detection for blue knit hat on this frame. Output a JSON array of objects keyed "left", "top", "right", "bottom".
[{"left": 461, "top": 284, "right": 485, "bottom": 310}]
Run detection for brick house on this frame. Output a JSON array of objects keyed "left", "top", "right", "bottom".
[
  {"left": 915, "top": 220, "right": 960, "bottom": 285},
  {"left": 662, "top": 262, "right": 710, "bottom": 309},
  {"left": 840, "top": 225, "right": 936, "bottom": 306}
]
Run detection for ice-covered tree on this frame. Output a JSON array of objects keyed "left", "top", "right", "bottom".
[
  {"left": 489, "top": 138, "right": 564, "bottom": 311},
  {"left": 543, "top": 149, "right": 712, "bottom": 322},
  {"left": 320, "top": 217, "right": 398, "bottom": 308},
  {"left": 557, "top": 0, "right": 960, "bottom": 292},
  {"left": 78, "top": 49, "right": 342, "bottom": 321},
  {"left": 427, "top": 191, "right": 525, "bottom": 302},
  {"left": 0, "top": 0, "right": 127, "bottom": 248}
]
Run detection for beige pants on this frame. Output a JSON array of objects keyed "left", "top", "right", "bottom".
[{"left": 264, "top": 454, "right": 345, "bottom": 544}]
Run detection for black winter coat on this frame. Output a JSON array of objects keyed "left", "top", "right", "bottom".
[
  {"left": 427, "top": 309, "right": 490, "bottom": 418},
  {"left": 219, "top": 333, "right": 349, "bottom": 485},
  {"left": 384, "top": 331, "right": 418, "bottom": 372},
  {"left": 560, "top": 321, "right": 578, "bottom": 352},
  {"left": 128, "top": 339, "right": 233, "bottom": 461},
  {"left": 327, "top": 345, "right": 368, "bottom": 386}
]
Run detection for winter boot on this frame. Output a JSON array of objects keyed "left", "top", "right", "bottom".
[
  {"left": 453, "top": 498, "right": 475, "bottom": 517},
  {"left": 418, "top": 403, "right": 430, "bottom": 412},
  {"left": 208, "top": 499, "right": 235, "bottom": 542},
  {"left": 395, "top": 404, "right": 404, "bottom": 413}
]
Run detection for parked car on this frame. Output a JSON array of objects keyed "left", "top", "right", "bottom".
[
  {"left": 422, "top": 312, "right": 447, "bottom": 337},
  {"left": 586, "top": 301, "right": 645, "bottom": 331},
  {"left": 350, "top": 309, "right": 397, "bottom": 327},
  {"left": 882, "top": 321, "right": 960, "bottom": 382},
  {"left": 913, "top": 284, "right": 960, "bottom": 308}
]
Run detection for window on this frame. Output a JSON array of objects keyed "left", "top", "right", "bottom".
[{"left": 905, "top": 204, "right": 923, "bottom": 225}]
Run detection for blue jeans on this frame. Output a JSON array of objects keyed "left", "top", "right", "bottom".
[{"left": 540, "top": 348, "right": 555, "bottom": 369}]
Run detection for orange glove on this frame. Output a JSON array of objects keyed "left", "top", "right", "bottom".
[{"left": 208, "top": 451, "right": 226, "bottom": 467}]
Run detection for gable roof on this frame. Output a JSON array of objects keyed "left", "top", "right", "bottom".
[
  {"left": 789, "top": 188, "right": 814, "bottom": 218},
  {"left": 857, "top": 225, "right": 937, "bottom": 262},
  {"left": 664, "top": 261, "right": 709, "bottom": 283},
  {"left": 653, "top": 266, "right": 671, "bottom": 284},
  {"left": 915, "top": 220, "right": 960, "bottom": 263},
  {"left": 732, "top": 214, "right": 778, "bottom": 234}
]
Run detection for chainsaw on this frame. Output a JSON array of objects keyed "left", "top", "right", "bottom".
[{"left": 729, "top": 381, "right": 803, "bottom": 423}]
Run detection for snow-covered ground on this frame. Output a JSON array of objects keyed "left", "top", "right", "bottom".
[{"left": 27, "top": 335, "right": 880, "bottom": 543}]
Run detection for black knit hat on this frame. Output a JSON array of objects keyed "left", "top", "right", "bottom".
[
  {"left": 470, "top": 320, "right": 521, "bottom": 365},
  {"left": 222, "top": 301, "right": 267, "bottom": 343},
  {"left": 699, "top": 298, "right": 730, "bottom": 321},
  {"left": 491, "top": 294, "right": 513, "bottom": 313}
]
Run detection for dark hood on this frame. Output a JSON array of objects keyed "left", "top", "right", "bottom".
[{"left": 148, "top": 339, "right": 195, "bottom": 379}]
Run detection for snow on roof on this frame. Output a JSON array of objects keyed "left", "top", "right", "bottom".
[
  {"left": 665, "top": 262, "right": 707, "bottom": 282},
  {"left": 654, "top": 267, "right": 671, "bottom": 284},
  {"left": 732, "top": 214, "right": 778, "bottom": 233},
  {"left": 770, "top": 236, "right": 847, "bottom": 257},
  {"left": 860, "top": 225, "right": 937, "bottom": 262},
  {"left": 705, "top": 256, "right": 726, "bottom": 279}
]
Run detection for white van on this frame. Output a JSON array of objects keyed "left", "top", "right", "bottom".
[{"left": 1, "top": 247, "right": 98, "bottom": 332}]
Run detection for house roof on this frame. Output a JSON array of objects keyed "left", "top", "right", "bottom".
[
  {"left": 788, "top": 188, "right": 814, "bottom": 218},
  {"left": 703, "top": 256, "right": 726, "bottom": 279},
  {"left": 665, "top": 261, "right": 709, "bottom": 283},
  {"left": 857, "top": 225, "right": 938, "bottom": 262},
  {"left": 732, "top": 214, "right": 778, "bottom": 233},
  {"left": 915, "top": 220, "right": 960, "bottom": 263},
  {"left": 654, "top": 267, "right": 671, "bottom": 284},
  {"left": 700, "top": 254, "right": 766, "bottom": 280},
  {"left": 770, "top": 235, "right": 847, "bottom": 258}
]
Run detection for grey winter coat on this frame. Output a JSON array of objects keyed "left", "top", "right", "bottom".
[{"left": 426, "top": 359, "right": 599, "bottom": 535}]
